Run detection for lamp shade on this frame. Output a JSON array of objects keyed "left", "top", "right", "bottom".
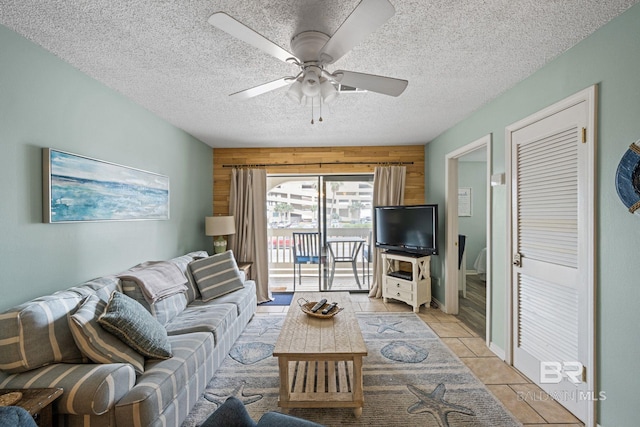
[{"left": 205, "top": 216, "right": 236, "bottom": 236}]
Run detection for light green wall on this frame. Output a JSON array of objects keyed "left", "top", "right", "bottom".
[
  {"left": 0, "top": 25, "right": 213, "bottom": 312},
  {"left": 425, "top": 4, "right": 640, "bottom": 426},
  {"left": 458, "top": 161, "right": 487, "bottom": 270}
]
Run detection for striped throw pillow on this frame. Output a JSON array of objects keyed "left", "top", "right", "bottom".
[
  {"left": 68, "top": 294, "right": 145, "bottom": 374},
  {"left": 98, "top": 291, "right": 172, "bottom": 360},
  {"left": 188, "top": 251, "right": 244, "bottom": 302}
]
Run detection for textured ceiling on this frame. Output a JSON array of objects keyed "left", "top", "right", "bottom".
[{"left": 1, "top": 0, "right": 637, "bottom": 148}]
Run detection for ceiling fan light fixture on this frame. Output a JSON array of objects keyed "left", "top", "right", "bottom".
[
  {"left": 286, "top": 80, "right": 304, "bottom": 103},
  {"left": 301, "top": 67, "right": 321, "bottom": 97},
  {"left": 320, "top": 79, "right": 339, "bottom": 104}
]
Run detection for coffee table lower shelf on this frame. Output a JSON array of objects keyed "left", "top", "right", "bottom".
[{"left": 277, "top": 356, "right": 364, "bottom": 418}]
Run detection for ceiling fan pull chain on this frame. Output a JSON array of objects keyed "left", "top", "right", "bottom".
[
  {"left": 311, "top": 100, "right": 315, "bottom": 125},
  {"left": 319, "top": 98, "right": 323, "bottom": 123}
]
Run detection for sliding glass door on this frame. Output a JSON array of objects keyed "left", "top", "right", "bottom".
[
  {"left": 266, "top": 174, "right": 373, "bottom": 293},
  {"left": 321, "top": 176, "right": 373, "bottom": 292}
]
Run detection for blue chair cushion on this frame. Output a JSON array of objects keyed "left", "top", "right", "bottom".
[
  {"left": 200, "top": 397, "right": 323, "bottom": 427},
  {"left": 0, "top": 406, "right": 37, "bottom": 427},
  {"left": 199, "top": 396, "right": 256, "bottom": 427},
  {"left": 295, "top": 256, "right": 320, "bottom": 263},
  {"left": 258, "top": 411, "right": 324, "bottom": 427}
]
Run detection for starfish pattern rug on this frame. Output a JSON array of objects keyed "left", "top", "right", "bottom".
[{"left": 181, "top": 313, "right": 521, "bottom": 427}]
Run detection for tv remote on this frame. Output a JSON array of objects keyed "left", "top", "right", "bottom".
[
  {"left": 322, "top": 302, "right": 338, "bottom": 315},
  {"left": 311, "top": 298, "right": 327, "bottom": 312}
]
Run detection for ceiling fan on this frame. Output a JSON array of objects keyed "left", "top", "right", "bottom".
[{"left": 208, "top": 0, "right": 408, "bottom": 122}]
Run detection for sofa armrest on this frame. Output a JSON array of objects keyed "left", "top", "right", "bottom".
[{"left": 1, "top": 363, "right": 135, "bottom": 416}]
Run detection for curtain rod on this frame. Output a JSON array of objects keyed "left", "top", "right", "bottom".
[{"left": 222, "top": 161, "right": 413, "bottom": 168}]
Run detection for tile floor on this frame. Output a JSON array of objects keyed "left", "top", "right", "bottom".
[{"left": 257, "top": 292, "right": 584, "bottom": 427}]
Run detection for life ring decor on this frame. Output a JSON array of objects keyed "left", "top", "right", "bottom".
[{"left": 615, "top": 139, "right": 640, "bottom": 214}]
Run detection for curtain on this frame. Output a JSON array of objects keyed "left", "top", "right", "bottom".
[
  {"left": 368, "top": 166, "right": 406, "bottom": 298},
  {"left": 229, "top": 168, "right": 271, "bottom": 303}
]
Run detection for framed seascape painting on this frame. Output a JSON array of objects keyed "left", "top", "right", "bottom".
[{"left": 43, "top": 148, "right": 170, "bottom": 223}]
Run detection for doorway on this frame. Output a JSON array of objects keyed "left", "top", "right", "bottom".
[
  {"left": 444, "top": 134, "right": 492, "bottom": 344},
  {"left": 266, "top": 174, "right": 373, "bottom": 292},
  {"left": 456, "top": 148, "right": 488, "bottom": 338}
]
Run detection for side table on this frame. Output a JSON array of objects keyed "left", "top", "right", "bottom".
[
  {"left": 237, "top": 261, "right": 252, "bottom": 279},
  {"left": 1, "top": 388, "right": 63, "bottom": 427}
]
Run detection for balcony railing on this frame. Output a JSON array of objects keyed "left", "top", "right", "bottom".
[{"left": 268, "top": 227, "right": 372, "bottom": 291}]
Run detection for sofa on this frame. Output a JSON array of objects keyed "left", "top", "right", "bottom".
[{"left": 0, "top": 250, "right": 257, "bottom": 427}]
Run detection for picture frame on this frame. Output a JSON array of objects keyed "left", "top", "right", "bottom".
[
  {"left": 43, "top": 148, "right": 170, "bottom": 223},
  {"left": 458, "top": 187, "right": 472, "bottom": 217}
]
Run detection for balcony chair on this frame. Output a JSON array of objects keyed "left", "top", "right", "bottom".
[
  {"left": 292, "top": 232, "right": 323, "bottom": 287},
  {"left": 361, "top": 230, "right": 373, "bottom": 287}
]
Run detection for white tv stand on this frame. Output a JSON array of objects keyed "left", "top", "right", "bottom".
[{"left": 381, "top": 252, "right": 431, "bottom": 313}]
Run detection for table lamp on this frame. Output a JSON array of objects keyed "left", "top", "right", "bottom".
[{"left": 205, "top": 216, "right": 236, "bottom": 254}]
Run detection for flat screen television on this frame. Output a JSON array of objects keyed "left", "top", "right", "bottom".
[{"left": 374, "top": 204, "right": 438, "bottom": 256}]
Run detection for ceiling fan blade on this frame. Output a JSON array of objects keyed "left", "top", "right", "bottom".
[
  {"left": 333, "top": 70, "right": 408, "bottom": 96},
  {"left": 229, "top": 77, "right": 293, "bottom": 100},
  {"left": 208, "top": 13, "right": 298, "bottom": 63},
  {"left": 319, "top": 0, "right": 395, "bottom": 64}
]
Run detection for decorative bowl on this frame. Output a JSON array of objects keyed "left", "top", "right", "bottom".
[{"left": 297, "top": 298, "right": 343, "bottom": 318}]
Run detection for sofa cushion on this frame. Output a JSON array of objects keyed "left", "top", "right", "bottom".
[
  {"left": 119, "top": 261, "right": 188, "bottom": 304},
  {"left": 115, "top": 332, "right": 213, "bottom": 427},
  {"left": 189, "top": 280, "right": 256, "bottom": 317},
  {"left": 0, "top": 362, "right": 136, "bottom": 416},
  {"left": 189, "top": 251, "right": 244, "bottom": 302},
  {"left": 0, "top": 292, "right": 86, "bottom": 373},
  {"left": 98, "top": 292, "right": 172, "bottom": 360},
  {"left": 164, "top": 303, "right": 237, "bottom": 345},
  {"left": 68, "top": 294, "right": 145, "bottom": 374}
]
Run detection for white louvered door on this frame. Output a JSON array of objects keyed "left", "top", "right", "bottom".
[{"left": 509, "top": 88, "right": 596, "bottom": 424}]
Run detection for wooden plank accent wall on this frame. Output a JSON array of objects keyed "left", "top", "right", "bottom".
[{"left": 213, "top": 145, "right": 425, "bottom": 215}]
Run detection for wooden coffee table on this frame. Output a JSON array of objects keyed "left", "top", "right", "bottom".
[{"left": 273, "top": 292, "right": 367, "bottom": 417}]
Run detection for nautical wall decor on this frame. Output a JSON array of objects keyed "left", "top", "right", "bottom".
[{"left": 615, "top": 140, "right": 640, "bottom": 215}]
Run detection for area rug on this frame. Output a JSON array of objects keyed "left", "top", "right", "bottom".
[
  {"left": 181, "top": 313, "right": 521, "bottom": 427},
  {"left": 259, "top": 292, "right": 293, "bottom": 306}
]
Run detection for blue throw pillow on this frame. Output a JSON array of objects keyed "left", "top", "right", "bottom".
[{"left": 98, "top": 291, "right": 172, "bottom": 359}]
